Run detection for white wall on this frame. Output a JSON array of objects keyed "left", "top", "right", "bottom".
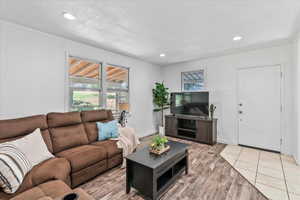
[
  {"left": 0, "top": 20, "right": 162, "bottom": 137},
  {"left": 162, "top": 44, "right": 294, "bottom": 156}
]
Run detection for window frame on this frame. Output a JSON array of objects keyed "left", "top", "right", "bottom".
[
  {"left": 68, "top": 56, "right": 103, "bottom": 111},
  {"left": 105, "top": 63, "right": 130, "bottom": 115},
  {"left": 181, "top": 69, "right": 205, "bottom": 92}
]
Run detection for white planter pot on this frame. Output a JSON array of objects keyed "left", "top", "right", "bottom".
[{"left": 159, "top": 126, "right": 165, "bottom": 136}]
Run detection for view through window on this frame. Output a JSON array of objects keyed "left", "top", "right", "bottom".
[
  {"left": 181, "top": 70, "right": 205, "bottom": 91},
  {"left": 68, "top": 57, "right": 130, "bottom": 114},
  {"left": 106, "top": 65, "right": 129, "bottom": 114},
  {"left": 69, "top": 57, "right": 102, "bottom": 111}
]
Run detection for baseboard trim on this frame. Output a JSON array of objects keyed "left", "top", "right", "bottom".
[
  {"left": 140, "top": 133, "right": 157, "bottom": 140},
  {"left": 217, "top": 137, "right": 235, "bottom": 145},
  {"left": 138, "top": 129, "right": 157, "bottom": 139}
]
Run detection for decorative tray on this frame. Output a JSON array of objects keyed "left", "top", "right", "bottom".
[{"left": 149, "top": 145, "right": 170, "bottom": 155}]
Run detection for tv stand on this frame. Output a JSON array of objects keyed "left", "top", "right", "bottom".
[{"left": 165, "top": 115, "right": 217, "bottom": 145}]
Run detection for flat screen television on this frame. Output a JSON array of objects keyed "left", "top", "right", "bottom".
[{"left": 170, "top": 92, "right": 209, "bottom": 116}]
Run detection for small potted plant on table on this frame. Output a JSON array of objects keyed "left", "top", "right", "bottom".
[{"left": 150, "top": 135, "right": 170, "bottom": 155}]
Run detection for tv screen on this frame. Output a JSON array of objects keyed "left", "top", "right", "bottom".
[{"left": 171, "top": 92, "right": 209, "bottom": 116}]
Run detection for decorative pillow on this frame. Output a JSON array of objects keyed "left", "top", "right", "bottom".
[
  {"left": 96, "top": 120, "right": 119, "bottom": 140},
  {"left": 0, "top": 129, "right": 54, "bottom": 194}
]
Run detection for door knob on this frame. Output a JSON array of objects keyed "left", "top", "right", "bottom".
[{"left": 238, "top": 111, "right": 243, "bottom": 114}]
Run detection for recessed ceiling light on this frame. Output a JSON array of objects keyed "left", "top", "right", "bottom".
[
  {"left": 63, "top": 12, "right": 76, "bottom": 20},
  {"left": 233, "top": 36, "right": 243, "bottom": 41},
  {"left": 160, "top": 53, "right": 166, "bottom": 57}
]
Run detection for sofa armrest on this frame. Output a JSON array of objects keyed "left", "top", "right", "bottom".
[
  {"left": 10, "top": 180, "right": 72, "bottom": 200},
  {"left": 31, "top": 157, "right": 71, "bottom": 187},
  {"left": 0, "top": 162, "right": 71, "bottom": 200}
]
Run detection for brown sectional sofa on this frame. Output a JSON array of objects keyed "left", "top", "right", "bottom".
[{"left": 0, "top": 110, "right": 122, "bottom": 200}]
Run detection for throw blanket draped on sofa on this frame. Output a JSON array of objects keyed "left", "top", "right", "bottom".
[{"left": 111, "top": 127, "right": 140, "bottom": 168}]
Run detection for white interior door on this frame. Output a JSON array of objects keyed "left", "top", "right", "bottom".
[{"left": 238, "top": 66, "right": 281, "bottom": 152}]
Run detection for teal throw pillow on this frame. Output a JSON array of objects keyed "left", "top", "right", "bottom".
[{"left": 96, "top": 120, "right": 119, "bottom": 141}]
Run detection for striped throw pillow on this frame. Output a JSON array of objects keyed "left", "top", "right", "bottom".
[{"left": 0, "top": 129, "right": 54, "bottom": 193}]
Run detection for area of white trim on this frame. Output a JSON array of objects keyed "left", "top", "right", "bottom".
[
  {"left": 138, "top": 130, "right": 157, "bottom": 138},
  {"left": 217, "top": 137, "right": 235, "bottom": 145}
]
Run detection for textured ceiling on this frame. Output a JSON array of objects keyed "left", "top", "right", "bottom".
[{"left": 1, "top": 0, "right": 300, "bottom": 65}]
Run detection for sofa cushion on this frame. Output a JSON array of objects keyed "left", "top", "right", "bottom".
[
  {"left": 0, "top": 115, "right": 53, "bottom": 152},
  {"left": 71, "top": 160, "right": 107, "bottom": 188},
  {"left": 10, "top": 180, "right": 72, "bottom": 200},
  {"left": 92, "top": 140, "right": 122, "bottom": 158},
  {"left": 56, "top": 145, "right": 106, "bottom": 172},
  {"left": 47, "top": 112, "right": 89, "bottom": 153},
  {"left": 47, "top": 112, "right": 82, "bottom": 128},
  {"left": 49, "top": 124, "right": 89, "bottom": 153},
  {"left": 81, "top": 110, "right": 109, "bottom": 122},
  {"left": 0, "top": 115, "right": 48, "bottom": 139},
  {"left": 82, "top": 121, "right": 111, "bottom": 143},
  {"left": 40, "top": 130, "right": 53, "bottom": 153},
  {"left": 81, "top": 110, "right": 114, "bottom": 143},
  {"left": 107, "top": 110, "right": 114, "bottom": 121}
]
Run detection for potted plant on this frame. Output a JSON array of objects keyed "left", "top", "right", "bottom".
[
  {"left": 150, "top": 135, "right": 169, "bottom": 155},
  {"left": 152, "top": 82, "right": 170, "bottom": 135}
]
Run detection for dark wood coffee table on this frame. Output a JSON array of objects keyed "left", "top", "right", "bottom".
[{"left": 126, "top": 140, "right": 189, "bottom": 200}]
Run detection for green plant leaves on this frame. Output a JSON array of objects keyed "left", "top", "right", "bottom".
[
  {"left": 152, "top": 82, "right": 170, "bottom": 125},
  {"left": 152, "top": 82, "right": 169, "bottom": 108},
  {"left": 151, "top": 135, "right": 169, "bottom": 150}
]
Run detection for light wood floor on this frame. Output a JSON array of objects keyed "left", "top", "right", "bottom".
[{"left": 80, "top": 137, "right": 268, "bottom": 200}]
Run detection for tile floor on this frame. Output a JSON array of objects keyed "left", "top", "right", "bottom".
[{"left": 221, "top": 145, "right": 300, "bottom": 200}]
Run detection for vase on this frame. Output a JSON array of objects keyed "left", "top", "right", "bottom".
[{"left": 159, "top": 126, "right": 165, "bottom": 136}]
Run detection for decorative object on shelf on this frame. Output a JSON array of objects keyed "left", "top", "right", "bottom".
[
  {"left": 209, "top": 104, "right": 216, "bottom": 119},
  {"left": 149, "top": 135, "right": 170, "bottom": 155},
  {"left": 63, "top": 193, "right": 79, "bottom": 200},
  {"left": 118, "top": 110, "right": 129, "bottom": 127},
  {"left": 152, "top": 82, "right": 170, "bottom": 135}
]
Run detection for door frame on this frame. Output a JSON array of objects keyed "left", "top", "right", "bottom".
[{"left": 236, "top": 64, "right": 284, "bottom": 152}]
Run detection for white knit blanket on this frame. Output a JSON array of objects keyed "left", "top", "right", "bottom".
[{"left": 111, "top": 127, "right": 140, "bottom": 168}]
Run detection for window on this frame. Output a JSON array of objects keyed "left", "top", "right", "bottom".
[
  {"left": 68, "top": 57, "right": 102, "bottom": 111},
  {"left": 106, "top": 65, "right": 129, "bottom": 114},
  {"left": 68, "top": 57, "right": 130, "bottom": 114},
  {"left": 181, "top": 70, "right": 205, "bottom": 91}
]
